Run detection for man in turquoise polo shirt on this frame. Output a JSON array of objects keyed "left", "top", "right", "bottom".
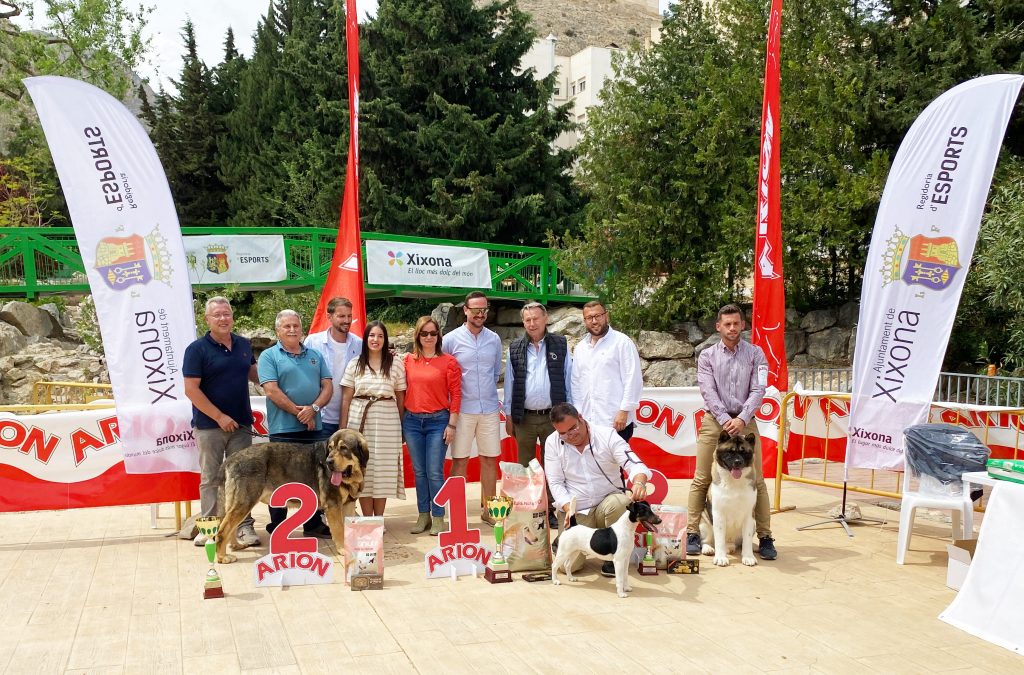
[{"left": 257, "top": 309, "right": 333, "bottom": 537}]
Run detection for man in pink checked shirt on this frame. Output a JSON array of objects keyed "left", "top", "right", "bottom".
[{"left": 685, "top": 304, "right": 777, "bottom": 561}]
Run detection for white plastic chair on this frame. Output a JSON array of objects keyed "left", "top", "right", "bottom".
[{"left": 895, "top": 455, "right": 974, "bottom": 565}]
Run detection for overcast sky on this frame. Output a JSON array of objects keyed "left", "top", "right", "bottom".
[{"left": 15, "top": 0, "right": 672, "bottom": 94}]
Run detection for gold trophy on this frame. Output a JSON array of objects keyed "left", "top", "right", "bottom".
[
  {"left": 196, "top": 516, "right": 224, "bottom": 599},
  {"left": 484, "top": 496, "right": 513, "bottom": 583}
]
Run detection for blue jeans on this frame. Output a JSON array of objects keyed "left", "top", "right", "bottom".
[{"left": 402, "top": 410, "right": 449, "bottom": 517}]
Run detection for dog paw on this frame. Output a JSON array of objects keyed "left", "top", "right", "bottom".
[
  {"left": 742, "top": 556, "right": 757, "bottom": 566},
  {"left": 623, "top": 585, "right": 632, "bottom": 593},
  {"left": 713, "top": 555, "right": 729, "bottom": 567},
  {"left": 552, "top": 579, "right": 561, "bottom": 586},
  {"left": 617, "top": 591, "right": 627, "bottom": 598},
  {"left": 217, "top": 553, "right": 237, "bottom": 564},
  {"left": 566, "top": 574, "right": 576, "bottom": 583},
  {"left": 701, "top": 544, "right": 715, "bottom": 556}
]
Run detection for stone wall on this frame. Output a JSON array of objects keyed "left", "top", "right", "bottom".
[{"left": 0, "top": 297, "right": 859, "bottom": 405}]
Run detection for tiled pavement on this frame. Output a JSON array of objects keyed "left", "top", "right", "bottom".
[{"left": 0, "top": 479, "right": 1019, "bottom": 674}]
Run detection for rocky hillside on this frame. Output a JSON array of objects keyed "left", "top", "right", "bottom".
[{"left": 492, "top": 0, "right": 663, "bottom": 55}]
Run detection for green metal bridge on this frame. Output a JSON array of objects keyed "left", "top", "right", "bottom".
[{"left": 0, "top": 227, "right": 594, "bottom": 303}]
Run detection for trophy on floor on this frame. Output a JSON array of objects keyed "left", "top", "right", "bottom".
[
  {"left": 484, "top": 496, "right": 513, "bottom": 583},
  {"left": 196, "top": 516, "right": 224, "bottom": 599},
  {"left": 639, "top": 530, "right": 658, "bottom": 576}
]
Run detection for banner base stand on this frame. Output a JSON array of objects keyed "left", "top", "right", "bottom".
[{"left": 795, "top": 482, "right": 886, "bottom": 538}]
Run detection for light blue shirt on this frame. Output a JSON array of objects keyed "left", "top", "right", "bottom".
[
  {"left": 304, "top": 329, "right": 363, "bottom": 424},
  {"left": 503, "top": 338, "right": 573, "bottom": 410},
  {"left": 442, "top": 324, "right": 502, "bottom": 414},
  {"left": 258, "top": 342, "right": 332, "bottom": 434}
]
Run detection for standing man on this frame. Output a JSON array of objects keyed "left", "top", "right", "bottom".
[
  {"left": 545, "top": 402, "right": 652, "bottom": 576},
  {"left": 571, "top": 300, "right": 643, "bottom": 441},
  {"left": 686, "top": 304, "right": 777, "bottom": 560},
  {"left": 183, "top": 296, "right": 260, "bottom": 548},
  {"left": 504, "top": 301, "right": 572, "bottom": 528},
  {"left": 443, "top": 291, "right": 503, "bottom": 525},
  {"left": 304, "top": 297, "right": 362, "bottom": 436},
  {"left": 257, "top": 309, "right": 334, "bottom": 538}
]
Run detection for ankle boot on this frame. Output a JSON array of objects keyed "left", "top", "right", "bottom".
[
  {"left": 429, "top": 516, "right": 446, "bottom": 536},
  {"left": 410, "top": 512, "right": 431, "bottom": 534}
]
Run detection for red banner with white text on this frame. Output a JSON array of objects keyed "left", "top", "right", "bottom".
[{"left": 751, "top": 0, "right": 788, "bottom": 390}]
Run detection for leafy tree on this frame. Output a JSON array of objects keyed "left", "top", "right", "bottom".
[
  {"left": 360, "top": 0, "right": 582, "bottom": 244},
  {"left": 0, "top": 0, "right": 150, "bottom": 226}
]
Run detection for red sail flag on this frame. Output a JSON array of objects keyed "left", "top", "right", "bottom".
[
  {"left": 751, "top": 0, "right": 786, "bottom": 390},
  {"left": 751, "top": 0, "right": 787, "bottom": 477},
  {"left": 310, "top": 0, "right": 366, "bottom": 335}
]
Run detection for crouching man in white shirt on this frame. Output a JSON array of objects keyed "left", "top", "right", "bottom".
[{"left": 545, "top": 402, "right": 652, "bottom": 576}]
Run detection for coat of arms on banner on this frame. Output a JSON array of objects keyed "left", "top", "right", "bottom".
[
  {"left": 205, "top": 244, "right": 229, "bottom": 274},
  {"left": 94, "top": 227, "right": 173, "bottom": 290},
  {"left": 881, "top": 226, "right": 961, "bottom": 290}
]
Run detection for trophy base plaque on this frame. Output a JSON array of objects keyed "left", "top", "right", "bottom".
[
  {"left": 638, "top": 559, "right": 658, "bottom": 576},
  {"left": 484, "top": 562, "right": 512, "bottom": 583},
  {"left": 203, "top": 579, "right": 225, "bottom": 599}
]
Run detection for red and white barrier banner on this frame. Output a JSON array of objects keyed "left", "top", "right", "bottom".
[
  {"left": 848, "top": 74, "right": 1024, "bottom": 471},
  {"left": 24, "top": 76, "right": 199, "bottom": 474},
  {"left": 7, "top": 389, "right": 1015, "bottom": 512}
]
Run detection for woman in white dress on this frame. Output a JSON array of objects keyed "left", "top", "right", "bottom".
[{"left": 340, "top": 320, "right": 406, "bottom": 518}]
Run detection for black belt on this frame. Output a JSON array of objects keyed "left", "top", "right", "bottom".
[{"left": 524, "top": 408, "right": 552, "bottom": 416}]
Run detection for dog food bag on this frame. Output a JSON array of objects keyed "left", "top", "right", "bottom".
[
  {"left": 632, "top": 504, "right": 687, "bottom": 568},
  {"left": 344, "top": 516, "right": 384, "bottom": 584},
  {"left": 499, "top": 460, "right": 552, "bottom": 572}
]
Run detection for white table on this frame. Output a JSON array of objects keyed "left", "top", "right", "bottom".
[{"left": 960, "top": 471, "right": 1002, "bottom": 540}]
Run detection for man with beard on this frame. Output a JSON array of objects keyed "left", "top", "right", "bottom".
[
  {"left": 571, "top": 300, "right": 643, "bottom": 442},
  {"left": 304, "top": 297, "right": 363, "bottom": 436},
  {"left": 183, "top": 296, "right": 260, "bottom": 547},
  {"left": 443, "top": 291, "right": 503, "bottom": 525},
  {"left": 685, "top": 304, "right": 777, "bottom": 561}
]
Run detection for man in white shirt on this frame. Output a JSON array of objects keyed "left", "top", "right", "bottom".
[
  {"left": 303, "top": 297, "right": 363, "bottom": 436},
  {"left": 545, "top": 402, "right": 652, "bottom": 576},
  {"left": 571, "top": 301, "right": 644, "bottom": 441}
]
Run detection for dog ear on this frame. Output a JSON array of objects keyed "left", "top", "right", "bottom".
[
  {"left": 744, "top": 433, "right": 757, "bottom": 446},
  {"left": 719, "top": 430, "right": 731, "bottom": 442},
  {"left": 354, "top": 434, "right": 369, "bottom": 469},
  {"left": 315, "top": 441, "right": 330, "bottom": 468}
]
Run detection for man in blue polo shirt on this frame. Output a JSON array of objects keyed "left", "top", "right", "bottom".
[
  {"left": 183, "top": 296, "right": 260, "bottom": 548},
  {"left": 258, "top": 309, "right": 333, "bottom": 537}
]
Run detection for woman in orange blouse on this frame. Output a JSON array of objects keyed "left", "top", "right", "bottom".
[{"left": 402, "top": 317, "right": 462, "bottom": 536}]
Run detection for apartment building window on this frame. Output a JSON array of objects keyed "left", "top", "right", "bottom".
[
  {"left": 571, "top": 82, "right": 576, "bottom": 96},
  {"left": 578, "top": 78, "right": 586, "bottom": 92}
]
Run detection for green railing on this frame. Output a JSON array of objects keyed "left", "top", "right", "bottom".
[{"left": 0, "top": 227, "right": 594, "bottom": 303}]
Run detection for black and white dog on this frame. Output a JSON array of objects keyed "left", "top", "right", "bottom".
[
  {"left": 551, "top": 501, "right": 662, "bottom": 598},
  {"left": 699, "top": 431, "right": 758, "bottom": 567}
]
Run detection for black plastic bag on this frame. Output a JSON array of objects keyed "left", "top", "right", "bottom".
[{"left": 904, "top": 423, "right": 991, "bottom": 485}]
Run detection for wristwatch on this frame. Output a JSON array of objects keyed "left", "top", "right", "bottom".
[{"left": 311, "top": 404, "right": 321, "bottom": 413}]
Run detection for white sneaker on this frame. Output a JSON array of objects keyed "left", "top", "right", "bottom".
[
  {"left": 237, "top": 523, "right": 260, "bottom": 547},
  {"left": 193, "top": 533, "right": 208, "bottom": 547}
]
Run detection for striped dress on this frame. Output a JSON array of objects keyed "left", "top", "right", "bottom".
[{"left": 342, "top": 358, "right": 407, "bottom": 499}]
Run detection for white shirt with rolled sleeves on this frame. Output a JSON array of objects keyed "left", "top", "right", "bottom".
[
  {"left": 544, "top": 423, "right": 652, "bottom": 514},
  {"left": 571, "top": 326, "right": 643, "bottom": 427}
]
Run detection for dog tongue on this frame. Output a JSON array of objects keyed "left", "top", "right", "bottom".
[
  {"left": 730, "top": 468, "right": 743, "bottom": 480},
  {"left": 331, "top": 471, "right": 343, "bottom": 486}
]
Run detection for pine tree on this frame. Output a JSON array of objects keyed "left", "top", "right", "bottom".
[
  {"left": 360, "top": 0, "right": 581, "bottom": 244},
  {"left": 169, "top": 21, "right": 230, "bottom": 226},
  {"left": 220, "top": 0, "right": 347, "bottom": 228}
]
